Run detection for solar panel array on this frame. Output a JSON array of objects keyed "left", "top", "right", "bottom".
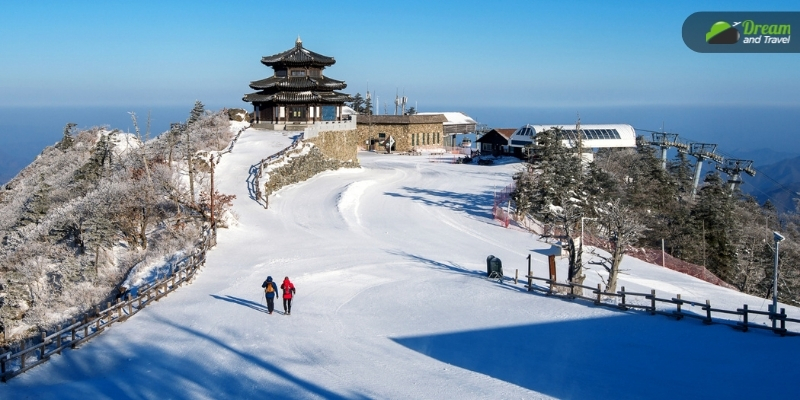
[
  {"left": 560, "top": 129, "right": 622, "bottom": 140},
  {"left": 513, "top": 127, "right": 622, "bottom": 140}
]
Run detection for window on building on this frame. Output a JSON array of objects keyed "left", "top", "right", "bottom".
[
  {"left": 309, "top": 69, "right": 321, "bottom": 77},
  {"left": 291, "top": 70, "right": 306, "bottom": 77},
  {"left": 276, "top": 70, "right": 287, "bottom": 77},
  {"left": 378, "top": 133, "right": 386, "bottom": 140}
]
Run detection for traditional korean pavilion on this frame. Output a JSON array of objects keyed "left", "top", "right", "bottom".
[{"left": 243, "top": 37, "right": 352, "bottom": 128}]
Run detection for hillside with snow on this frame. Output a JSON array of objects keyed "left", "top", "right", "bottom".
[{"left": 4, "top": 128, "right": 800, "bottom": 399}]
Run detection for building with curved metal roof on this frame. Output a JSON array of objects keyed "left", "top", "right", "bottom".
[{"left": 509, "top": 123, "right": 637, "bottom": 156}]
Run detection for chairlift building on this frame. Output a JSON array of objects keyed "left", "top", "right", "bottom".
[{"left": 508, "top": 124, "right": 637, "bottom": 158}]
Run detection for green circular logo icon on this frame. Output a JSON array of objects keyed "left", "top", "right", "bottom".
[{"left": 706, "top": 21, "right": 740, "bottom": 44}]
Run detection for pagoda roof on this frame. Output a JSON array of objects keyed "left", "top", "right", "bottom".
[
  {"left": 249, "top": 76, "right": 347, "bottom": 91},
  {"left": 243, "top": 90, "right": 352, "bottom": 104},
  {"left": 261, "top": 38, "right": 336, "bottom": 67}
]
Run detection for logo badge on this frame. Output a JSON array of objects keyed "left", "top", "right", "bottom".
[
  {"left": 706, "top": 21, "right": 740, "bottom": 44},
  {"left": 683, "top": 12, "right": 799, "bottom": 53}
]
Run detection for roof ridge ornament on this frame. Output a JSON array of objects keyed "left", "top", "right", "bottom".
[{"left": 296, "top": 35, "right": 302, "bottom": 48}]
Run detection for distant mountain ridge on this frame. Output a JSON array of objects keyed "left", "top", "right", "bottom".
[
  {"left": 739, "top": 154, "right": 800, "bottom": 213},
  {"left": 726, "top": 147, "right": 800, "bottom": 167}
]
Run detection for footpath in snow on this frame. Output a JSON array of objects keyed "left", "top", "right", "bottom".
[{"left": 4, "top": 128, "right": 800, "bottom": 399}]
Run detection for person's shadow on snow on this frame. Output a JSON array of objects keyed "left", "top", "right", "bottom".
[{"left": 210, "top": 294, "right": 270, "bottom": 314}]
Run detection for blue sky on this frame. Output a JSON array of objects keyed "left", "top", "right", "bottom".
[
  {"left": 1, "top": 0, "right": 798, "bottom": 110},
  {"left": 1, "top": 0, "right": 800, "bottom": 182}
]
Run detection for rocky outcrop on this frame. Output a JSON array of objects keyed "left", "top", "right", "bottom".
[{"left": 227, "top": 108, "right": 249, "bottom": 122}]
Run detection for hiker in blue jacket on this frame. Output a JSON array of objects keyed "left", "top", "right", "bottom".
[{"left": 261, "top": 276, "right": 279, "bottom": 314}]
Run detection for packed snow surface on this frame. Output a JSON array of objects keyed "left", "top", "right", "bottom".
[{"left": 5, "top": 128, "right": 800, "bottom": 399}]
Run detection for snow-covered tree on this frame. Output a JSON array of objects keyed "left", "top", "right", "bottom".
[{"left": 513, "top": 127, "right": 586, "bottom": 285}]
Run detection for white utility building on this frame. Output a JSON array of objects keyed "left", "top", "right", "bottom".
[{"left": 509, "top": 124, "right": 637, "bottom": 158}]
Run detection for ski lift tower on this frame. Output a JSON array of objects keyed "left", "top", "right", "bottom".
[
  {"left": 651, "top": 132, "right": 681, "bottom": 170},
  {"left": 716, "top": 158, "right": 756, "bottom": 192},
  {"left": 687, "top": 143, "right": 724, "bottom": 199}
]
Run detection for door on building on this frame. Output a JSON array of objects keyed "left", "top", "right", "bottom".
[{"left": 288, "top": 106, "right": 306, "bottom": 121}]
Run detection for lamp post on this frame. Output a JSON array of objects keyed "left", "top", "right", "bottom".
[{"left": 772, "top": 231, "right": 785, "bottom": 328}]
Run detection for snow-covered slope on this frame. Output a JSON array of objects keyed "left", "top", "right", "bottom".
[{"left": 4, "top": 128, "right": 799, "bottom": 399}]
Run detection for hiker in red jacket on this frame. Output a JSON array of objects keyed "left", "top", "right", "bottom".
[{"left": 281, "top": 276, "right": 296, "bottom": 315}]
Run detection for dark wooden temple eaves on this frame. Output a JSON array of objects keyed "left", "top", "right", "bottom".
[
  {"left": 243, "top": 91, "right": 353, "bottom": 104},
  {"left": 249, "top": 76, "right": 347, "bottom": 91}
]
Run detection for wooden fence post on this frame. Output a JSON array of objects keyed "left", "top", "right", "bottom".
[
  {"left": 595, "top": 284, "right": 602, "bottom": 305},
  {"left": 56, "top": 325, "right": 62, "bottom": 355},
  {"left": 650, "top": 290, "right": 656, "bottom": 315},
  {"left": 20, "top": 341, "right": 26, "bottom": 370},
  {"left": 40, "top": 332, "right": 46, "bottom": 360},
  {"left": 620, "top": 287, "right": 627, "bottom": 309},
  {"left": 71, "top": 318, "right": 76, "bottom": 343},
  {"left": 676, "top": 294, "right": 682, "bottom": 319},
  {"left": 527, "top": 254, "right": 532, "bottom": 292},
  {"left": 83, "top": 315, "right": 88, "bottom": 342},
  {"left": 704, "top": 300, "right": 712, "bottom": 324},
  {"left": 742, "top": 304, "right": 749, "bottom": 332},
  {"left": 514, "top": 269, "right": 518, "bottom": 285},
  {"left": 779, "top": 308, "right": 787, "bottom": 336}
]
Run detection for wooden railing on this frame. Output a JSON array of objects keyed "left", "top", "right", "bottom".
[
  {"left": 524, "top": 273, "right": 800, "bottom": 336},
  {"left": 1, "top": 122, "right": 248, "bottom": 382},
  {"left": 0, "top": 228, "right": 216, "bottom": 382},
  {"left": 252, "top": 132, "right": 305, "bottom": 208}
]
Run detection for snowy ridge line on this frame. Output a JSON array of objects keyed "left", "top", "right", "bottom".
[
  {"left": 0, "top": 228, "right": 217, "bottom": 383},
  {"left": 251, "top": 132, "right": 305, "bottom": 207},
  {"left": 525, "top": 274, "right": 800, "bottom": 336}
]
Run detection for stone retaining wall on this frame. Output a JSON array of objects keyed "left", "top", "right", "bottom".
[{"left": 262, "top": 130, "right": 359, "bottom": 198}]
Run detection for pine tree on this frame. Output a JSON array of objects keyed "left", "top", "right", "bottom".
[
  {"left": 513, "top": 128, "right": 586, "bottom": 284},
  {"left": 55, "top": 123, "right": 77, "bottom": 151},
  {"left": 21, "top": 176, "right": 51, "bottom": 225},
  {"left": 188, "top": 101, "right": 205, "bottom": 126},
  {"left": 364, "top": 96, "right": 373, "bottom": 115},
  {"left": 349, "top": 93, "right": 365, "bottom": 113},
  {"left": 73, "top": 133, "right": 112, "bottom": 187},
  {"left": 691, "top": 172, "right": 737, "bottom": 280},
  {"left": 669, "top": 151, "right": 694, "bottom": 199}
]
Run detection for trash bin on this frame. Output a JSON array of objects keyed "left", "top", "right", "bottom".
[{"left": 486, "top": 255, "right": 503, "bottom": 278}]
